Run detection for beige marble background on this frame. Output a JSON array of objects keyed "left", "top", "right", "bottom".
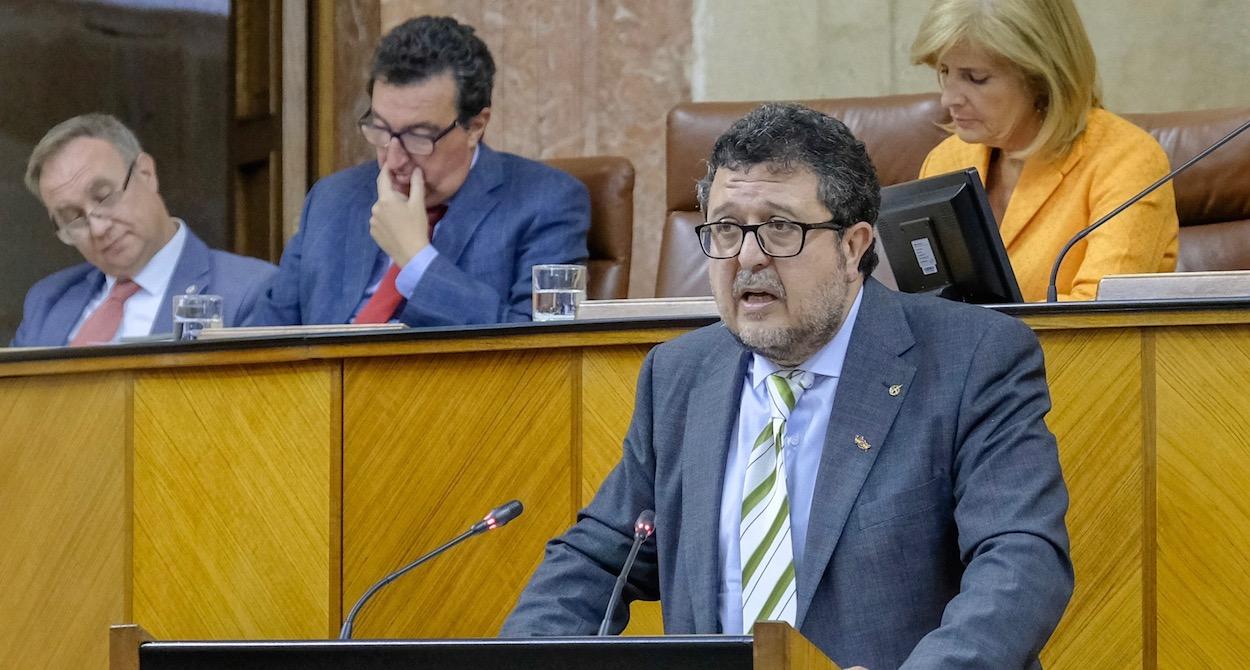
[
  {"left": 694, "top": 0, "right": 1250, "bottom": 112},
  {"left": 380, "top": 0, "right": 1250, "bottom": 297},
  {"left": 381, "top": 1, "right": 692, "bottom": 299}
]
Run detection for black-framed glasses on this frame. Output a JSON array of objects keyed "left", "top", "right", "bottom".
[
  {"left": 358, "top": 114, "right": 460, "bottom": 156},
  {"left": 53, "top": 158, "right": 138, "bottom": 245},
  {"left": 695, "top": 219, "right": 845, "bottom": 259}
]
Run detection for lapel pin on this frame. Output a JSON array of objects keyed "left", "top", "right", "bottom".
[
  {"left": 888, "top": 384, "right": 903, "bottom": 397},
  {"left": 854, "top": 435, "right": 871, "bottom": 451}
]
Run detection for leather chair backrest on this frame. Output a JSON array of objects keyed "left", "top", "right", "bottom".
[
  {"left": 1124, "top": 108, "right": 1250, "bottom": 272},
  {"left": 545, "top": 156, "right": 635, "bottom": 299},
  {"left": 657, "top": 94, "right": 1250, "bottom": 296},
  {"left": 659, "top": 94, "right": 949, "bottom": 297}
]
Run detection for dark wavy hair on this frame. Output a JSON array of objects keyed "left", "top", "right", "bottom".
[
  {"left": 369, "top": 16, "right": 496, "bottom": 124},
  {"left": 696, "top": 103, "right": 881, "bottom": 276}
]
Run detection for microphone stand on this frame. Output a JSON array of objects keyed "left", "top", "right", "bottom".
[
  {"left": 1046, "top": 116, "right": 1250, "bottom": 302},
  {"left": 339, "top": 500, "right": 523, "bottom": 639},
  {"left": 597, "top": 510, "right": 655, "bottom": 636}
]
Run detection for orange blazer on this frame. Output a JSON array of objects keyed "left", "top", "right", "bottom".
[{"left": 919, "top": 108, "right": 1178, "bottom": 301}]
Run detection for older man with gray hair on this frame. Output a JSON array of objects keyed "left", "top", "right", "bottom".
[
  {"left": 13, "top": 113, "right": 275, "bottom": 347},
  {"left": 503, "top": 103, "right": 1072, "bottom": 670}
]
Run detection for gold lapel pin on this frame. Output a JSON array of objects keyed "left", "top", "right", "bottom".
[
  {"left": 854, "top": 435, "right": 871, "bottom": 451},
  {"left": 888, "top": 384, "right": 903, "bottom": 397}
]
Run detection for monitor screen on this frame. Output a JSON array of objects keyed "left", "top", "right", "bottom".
[{"left": 872, "top": 168, "right": 1022, "bottom": 305}]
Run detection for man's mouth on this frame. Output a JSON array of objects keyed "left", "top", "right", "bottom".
[
  {"left": 740, "top": 290, "right": 778, "bottom": 304},
  {"left": 731, "top": 270, "right": 785, "bottom": 314},
  {"left": 734, "top": 286, "right": 783, "bottom": 315},
  {"left": 390, "top": 171, "right": 413, "bottom": 196},
  {"left": 100, "top": 235, "right": 126, "bottom": 256}
]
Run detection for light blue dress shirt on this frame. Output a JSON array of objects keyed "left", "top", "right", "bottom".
[
  {"left": 66, "top": 219, "right": 189, "bottom": 343},
  {"left": 717, "top": 286, "right": 863, "bottom": 633}
]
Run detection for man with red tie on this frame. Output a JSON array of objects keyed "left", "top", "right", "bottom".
[
  {"left": 247, "top": 16, "right": 591, "bottom": 327},
  {"left": 12, "top": 114, "right": 275, "bottom": 347}
]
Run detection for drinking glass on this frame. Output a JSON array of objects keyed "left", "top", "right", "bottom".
[
  {"left": 173, "top": 293, "right": 224, "bottom": 340},
  {"left": 531, "top": 264, "right": 587, "bottom": 321}
]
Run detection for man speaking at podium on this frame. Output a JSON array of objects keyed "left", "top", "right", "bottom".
[{"left": 503, "top": 104, "right": 1073, "bottom": 669}]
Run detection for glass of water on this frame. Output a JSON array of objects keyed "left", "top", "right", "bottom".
[
  {"left": 532, "top": 264, "right": 587, "bottom": 321},
  {"left": 172, "top": 293, "right": 224, "bottom": 341}
]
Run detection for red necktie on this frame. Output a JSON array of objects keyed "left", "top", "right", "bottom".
[
  {"left": 354, "top": 205, "right": 447, "bottom": 324},
  {"left": 70, "top": 279, "right": 142, "bottom": 346}
]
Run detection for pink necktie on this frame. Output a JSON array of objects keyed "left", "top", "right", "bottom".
[{"left": 70, "top": 279, "right": 141, "bottom": 347}]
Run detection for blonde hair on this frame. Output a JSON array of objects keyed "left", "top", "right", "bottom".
[
  {"left": 25, "top": 113, "right": 143, "bottom": 197},
  {"left": 911, "top": 0, "right": 1101, "bottom": 161}
]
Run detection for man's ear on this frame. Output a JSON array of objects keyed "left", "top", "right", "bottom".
[
  {"left": 465, "top": 107, "right": 491, "bottom": 148},
  {"left": 134, "top": 152, "right": 159, "bottom": 192},
  {"left": 842, "top": 221, "right": 875, "bottom": 275}
]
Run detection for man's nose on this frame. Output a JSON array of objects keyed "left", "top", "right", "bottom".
[
  {"left": 383, "top": 138, "right": 410, "bottom": 169},
  {"left": 737, "top": 229, "right": 773, "bottom": 272},
  {"left": 87, "top": 211, "right": 114, "bottom": 238}
]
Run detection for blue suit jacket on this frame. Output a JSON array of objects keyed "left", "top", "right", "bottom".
[
  {"left": 246, "top": 144, "right": 590, "bottom": 327},
  {"left": 502, "top": 279, "right": 1073, "bottom": 669},
  {"left": 12, "top": 227, "right": 276, "bottom": 347}
]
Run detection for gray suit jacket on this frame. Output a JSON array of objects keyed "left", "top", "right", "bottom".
[
  {"left": 502, "top": 279, "right": 1073, "bottom": 670},
  {"left": 12, "top": 226, "right": 275, "bottom": 347}
]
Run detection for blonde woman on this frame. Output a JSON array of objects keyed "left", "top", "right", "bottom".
[{"left": 913, "top": 0, "right": 1178, "bottom": 301}]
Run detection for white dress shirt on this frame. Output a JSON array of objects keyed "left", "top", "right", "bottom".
[
  {"left": 66, "top": 219, "right": 188, "bottom": 343},
  {"left": 717, "top": 286, "right": 864, "bottom": 633}
]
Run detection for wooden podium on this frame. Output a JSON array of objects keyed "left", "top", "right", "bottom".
[
  {"left": 7, "top": 302, "right": 1250, "bottom": 668},
  {"left": 110, "top": 622, "right": 841, "bottom": 670}
]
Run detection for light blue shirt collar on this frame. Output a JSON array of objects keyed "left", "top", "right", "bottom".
[
  {"left": 749, "top": 284, "right": 865, "bottom": 388},
  {"left": 102, "top": 218, "right": 187, "bottom": 295}
]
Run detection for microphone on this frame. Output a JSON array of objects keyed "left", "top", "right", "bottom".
[
  {"left": 339, "top": 499, "right": 523, "bottom": 639},
  {"left": 1046, "top": 116, "right": 1250, "bottom": 302},
  {"left": 597, "top": 510, "right": 656, "bottom": 636}
]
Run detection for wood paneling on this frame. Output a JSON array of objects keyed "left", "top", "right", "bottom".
[
  {"left": 131, "top": 363, "right": 336, "bottom": 639},
  {"left": 232, "top": 0, "right": 311, "bottom": 256},
  {"left": 1156, "top": 324, "right": 1250, "bottom": 667},
  {"left": 580, "top": 343, "right": 664, "bottom": 634},
  {"left": 5, "top": 313, "right": 1250, "bottom": 667},
  {"left": 0, "top": 374, "right": 130, "bottom": 670},
  {"left": 580, "top": 344, "right": 650, "bottom": 504},
  {"left": 1038, "top": 329, "right": 1145, "bottom": 668},
  {"left": 342, "top": 350, "right": 577, "bottom": 637},
  {"left": 313, "top": 0, "right": 379, "bottom": 178}
]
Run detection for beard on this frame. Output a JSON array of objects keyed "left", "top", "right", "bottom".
[{"left": 717, "top": 265, "right": 850, "bottom": 368}]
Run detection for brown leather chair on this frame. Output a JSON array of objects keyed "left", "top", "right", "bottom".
[
  {"left": 1124, "top": 108, "right": 1250, "bottom": 272},
  {"left": 656, "top": 94, "right": 1250, "bottom": 297},
  {"left": 545, "top": 156, "right": 635, "bottom": 299}
]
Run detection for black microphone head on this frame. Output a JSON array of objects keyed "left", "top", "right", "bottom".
[
  {"left": 634, "top": 509, "right": 655, "bottom": 539},
  {"left": 482, "top": 499, "right": 524, "bottom": 531}
]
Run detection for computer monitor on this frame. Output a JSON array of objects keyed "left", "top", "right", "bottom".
[{"left": 872, "top": 168, "right": 1023, "bottom": 304}]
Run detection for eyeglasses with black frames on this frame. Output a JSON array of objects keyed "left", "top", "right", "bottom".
[
  {"left": 695, "top": 219, "right": 846, "bottom": 259},
  {"left": 358, "top": 114, "right": 460, "bottom": 156},
  {"left": 53, "top": 158, "right": 138, "bottom": 245}
]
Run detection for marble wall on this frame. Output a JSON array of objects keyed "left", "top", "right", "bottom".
[
  {"left": 380, "top": 0, "right": 693, "bottom": 298},
  {"left": 694, "top": 0, "right": 1250, "bottom": 113},
  {"left": 377, "top": 0, "right": 1250, "bottom": 297}
]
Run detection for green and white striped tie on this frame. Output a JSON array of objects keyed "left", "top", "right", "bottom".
[{"left": 741, "top": 368, "right": 813, "bottom": 633}]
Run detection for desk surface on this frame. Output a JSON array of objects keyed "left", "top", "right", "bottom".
[{"left": 2, "top": 297, "right": 1248, "bottom": 378}]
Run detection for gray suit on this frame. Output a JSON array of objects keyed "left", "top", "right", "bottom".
[{"left": 502, "top": 279, "right": 1072, "bottom": 669}]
